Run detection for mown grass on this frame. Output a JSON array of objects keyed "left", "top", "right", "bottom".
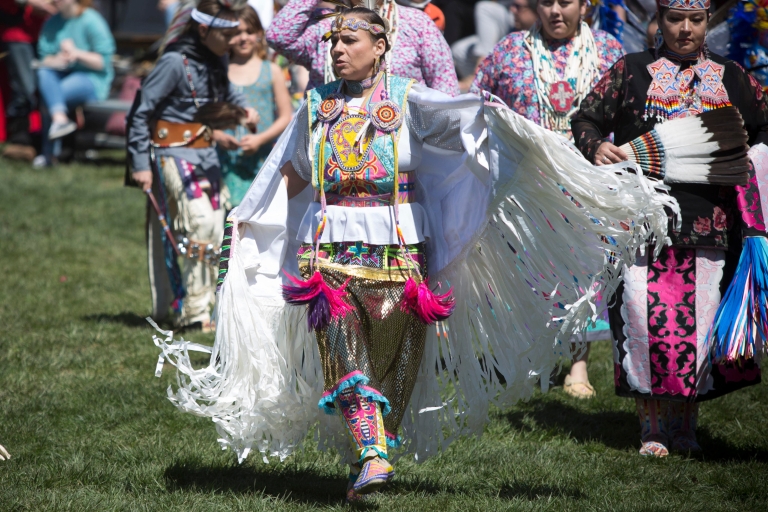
[{"left": 1, "top": 155, "right": 767, "bottom": 511}]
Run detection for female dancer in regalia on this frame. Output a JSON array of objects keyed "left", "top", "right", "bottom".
[
  {"left": 572, "top": 0, "right": 768, "bottom": 457},
  {"left": 153, "top": 4, "right": 672, "bottom": 501}
]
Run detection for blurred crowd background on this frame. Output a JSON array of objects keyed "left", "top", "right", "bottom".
[{"left": 0, "top": 0, "right": 765, "bottom": 167}]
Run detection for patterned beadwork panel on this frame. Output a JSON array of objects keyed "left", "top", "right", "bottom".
[{"left": 298, "top": 241, "right": 425, "bottom": 278}]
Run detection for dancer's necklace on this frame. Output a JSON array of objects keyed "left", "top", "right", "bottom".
[{"left": 345, "top": 73, "right": 378, "bottom": 95}]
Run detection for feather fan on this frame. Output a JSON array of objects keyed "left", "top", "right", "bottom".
[{"left": 619, "top": 106, "right": 750, "bottom": 185}]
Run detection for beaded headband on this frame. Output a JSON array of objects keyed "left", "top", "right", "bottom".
[
  {"left": 322, "top": 16, "right": 386, "bottom": 41},
  {"left": 656, "top": 0, "right": 710, "bottom": 10},
  {"left": 190, "top": 8, "right": 241, "bottom": 28}
]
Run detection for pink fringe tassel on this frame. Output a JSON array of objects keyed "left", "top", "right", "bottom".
[
  {"left": 401, "top": 277, "right": 456, "bottom": 325},
  {"left": 283, "top": 271, "right": 354, "bottom": 330}
]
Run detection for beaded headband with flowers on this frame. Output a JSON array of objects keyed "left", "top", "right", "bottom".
[
  {"left": 656, "top": 0, "right": 710, "bottom": 10},
  {"left": 322, "top": 16, "right": 386, "bottom": 41}
]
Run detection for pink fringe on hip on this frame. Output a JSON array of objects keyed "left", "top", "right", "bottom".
[
  {"left": 400, "top": 277, "right": 456, "bottom": 325},
  {"left": 283, "top": 271, "right": 354, "bottom": 331}
]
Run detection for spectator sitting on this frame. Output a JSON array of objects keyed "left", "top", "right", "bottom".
[
  {"left": 34, "top": 0, "right": 115, "bottom": 167},
  {"left": 0, "top": 0, "right": 55, "bottom": 162}
]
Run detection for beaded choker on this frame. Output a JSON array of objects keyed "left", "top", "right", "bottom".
[
  {"left": 345, "top": 74, "right": 378, "bottom": 94},
  {"left": 660, "top": 47, "right": 701, "bottom": 63}
]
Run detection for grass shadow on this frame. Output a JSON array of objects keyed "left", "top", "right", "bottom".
[
  {"left": 163, "top": 462, "right": 353, "bottom": 506},
  {"left": 503, "top": 399, "right": 639, "bottom": 450},
  {"left": 82, "top": 312, "right": 160, "bottom": 329},
  {"left": 694, "top": 428, "right": 768, "bottom": 463},
  {"left": 164, "top": 459, "right": 580, "bottom": 504},
  {"left": 498, "top": 482, "right": 584, "bottom": 500},
  {"left": 504, "top": 398, "right": 768, "bottom": 463}
]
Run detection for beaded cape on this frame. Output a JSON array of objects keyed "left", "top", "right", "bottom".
[{"left": 574, "top": 50, "right": 768, "bottom": 249}]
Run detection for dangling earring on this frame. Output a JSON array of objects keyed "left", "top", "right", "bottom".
[{"left": 374, "top": 55, "right": 381, "bottom": 75}]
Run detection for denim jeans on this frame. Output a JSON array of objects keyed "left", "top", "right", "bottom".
[
  {"left": 2, "top": 42, "right": 38, "bottom": 145},
  {"left": 36, "top": 67, "right": 98, "bottom": 160}
]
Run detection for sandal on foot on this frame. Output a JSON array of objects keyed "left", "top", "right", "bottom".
[
  {"left": 639, "top": 441, "right": 669, "bottom": 457},
  {"left": 563, "top": 375, "right": 596, "bottom": 399},
  {"left": 352, "top": 457, "right": 394, "bottom": 495}
]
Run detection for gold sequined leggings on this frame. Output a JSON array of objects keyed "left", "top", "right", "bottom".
[{"left": 306, "top": 264, "right": 427, "bottom": 445}]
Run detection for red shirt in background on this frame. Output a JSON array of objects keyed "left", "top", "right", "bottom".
[{"left": 0, "top": 0, "right": 47, "bottom": 44}]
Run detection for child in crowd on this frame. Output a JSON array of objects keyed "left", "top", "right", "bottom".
[{"left": 217, "top": 5, "right": 292, "bottom": 207}]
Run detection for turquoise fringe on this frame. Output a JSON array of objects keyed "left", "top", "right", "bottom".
[
  {"left": 317, "top": 372, "right": 392, "bottom": 417},
  {"left": 706, "top": 236, "right": 768, "bottom": 362},
  {"left": 385, "top": 434, "right": 403, "bottom": 449}
]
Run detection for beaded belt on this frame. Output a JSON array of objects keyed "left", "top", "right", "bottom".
[{"left": 315, "top": 171, "right": 416, "bottom": 207}]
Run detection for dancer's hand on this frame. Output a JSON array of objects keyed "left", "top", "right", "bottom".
[
  {"left": 240, "top": 134, "right": 264, "bottom": 155},
  {"left": 133, "top": 170, "right": 153, "bottom": 191},
  {"left": 0, "top": 444, "right": 10, "bottom": 461},
  {"left": 595, "top": 142, "right": 628, "bottom": 166},
  {"left": 212, "top": 130, "right": 239, "bottom": 150}
]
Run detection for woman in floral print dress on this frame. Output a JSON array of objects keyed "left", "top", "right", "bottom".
[
  {"left": 470, "top": 0, "right": 623, "bottom": 140},
  {"left": 572, "top": 0, "right": 768, "bottom": 457},
  {"left": 471, "top": 0, "right": 624, "bottom": 398}
]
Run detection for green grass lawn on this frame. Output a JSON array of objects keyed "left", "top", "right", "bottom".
[{"left": 1, "top": 156, "right": 768, "bottom": 511}]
